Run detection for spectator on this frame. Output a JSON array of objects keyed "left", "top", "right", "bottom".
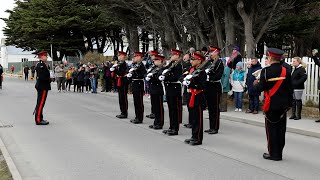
[
  {"left": 0, "top": 64, "right": 3, "bottom": 89},
  {"left": 90, "top": 64, "right": 99, "bottom": 94},
  {"left": 230, "top": 62, "right": 246, "bottom": 112},
  {"left": 77, "top": 67, "right": 85, "bottom": 92},
  {"left": 227, "top": 46, "right": 243, "bottom": 70},
  {"left": 99, "top": 63, "right": 106, "bottom": 92},
  {"left": 312, "top": 49, "right": 320, "bottom": 122},
  {"left": 104, "top": 61, "right": 112, "bottom": 92},
  {"left": 246, "top": 57, "right": 262, "bottom": 114},
  {"left": 220, "top": 58, "right": 231, "bottom": 112},
  {"left": 65, "top": 66, "right": 74, "bottom": 91},
  {"left": 10, "top": 65, "right": 15, "bottom": 74},
  {"left": 55, "top": 63, "right": 67, "bottom": 92},
  {"left": 72, "top": 67, "right": 78, "bottom": 92},
  {"left": 23, "top": 65, "right": 30, "bottom": 81},
  {"left": 189, "top": 47, "right": 195, "bottom": 55},
  {"left": 31, "top": 65, "right": 36, "bottom": 79},
  {"left": 289, "top": 57, "right": 307, "bottom": 120},
  {"left": 84, "top": 66, "right": 91, "bottom": 93}
]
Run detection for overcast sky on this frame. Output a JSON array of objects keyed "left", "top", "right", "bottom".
[{"left": 0, "top": 0, "right": 16, "bottom": 39}]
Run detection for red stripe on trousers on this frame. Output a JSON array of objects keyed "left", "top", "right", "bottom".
[
  {"left": 160, "top": 96, "right": 163, "bottom": 126},
  {"left": 216, "top": 93, "right": 219, "bottom": 129},
  {"left": 198, "top": 105, "right": 202, "bottom": 142},
  {"left": 265, "top": 119, "right": 270, "bottom": 153},
  {"left": 37, "top": 90, "right": 47, "bottom": 123}
]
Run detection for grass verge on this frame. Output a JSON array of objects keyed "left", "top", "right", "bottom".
[{"left": 0, "top": 150, "right": 13, "bottom": 180}]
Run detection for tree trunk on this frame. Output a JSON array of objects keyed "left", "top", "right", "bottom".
[
  {"left": 212, "top": 6, "right": 224, "bottom": 56},
  {"left": 244, "top": 19, "right": 255, "bottom": 58},
  {"left": 225, "top": 3, "right": 236, "bottom": 56},
  {"left": 127, "top": 25, "right": 139, "bottom": 58}
]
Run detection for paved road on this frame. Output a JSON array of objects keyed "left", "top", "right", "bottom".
[{"left": 0, "top": 77, "right": 320, "bottom": 180}]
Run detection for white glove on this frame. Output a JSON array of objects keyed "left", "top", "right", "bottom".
[
  {"left": 147, "top": 68, "right": 152, "bottom": 73},
  {"left": 112, "top": 64, "right": 117, "bottom": 68},
  {"left": 206, "top": 75, "right": 210, "bottom": 81},
  {"left": 162, "top": 69, "right": 169, "bottom": 75},
  {"left": 205, "top": 69, "right": 210, "bottom": 74},
  {"left": 185, "top": 75, "right": 193, "bottom": 80},
  {"left": 127, "top": 73, "right": 132, "bottom": 78},
  {"left": 183, "top": 80, "right": 190, "bottom": 86},
  {"left": 147, "top": 73, "right": 153, "bottom": 78},
  {"left": 110, "top": 67, "right": 115, "bottom": 72},
  {"left": 129, "top": 68, "right": 135, "bottom": 73},
  {"left": 145, "top": 77, "right": 151, "bottom": 81},
  {"left": 159, "top": 75, "right": 165, "bottom": 81}
]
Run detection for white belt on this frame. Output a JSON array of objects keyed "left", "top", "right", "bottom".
[
  {"left": 206, "top": 80, "right": 221, "bottom": 83},
  {"left": 132, "top": 79, "right": 144, "bottom": 81},
  {"left": 166, "top": 81, "right": 181, "bottom": 84}
]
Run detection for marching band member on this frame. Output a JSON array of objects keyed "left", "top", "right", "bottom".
[{"left": 146, "top": 51, "right": 159, "bottom": 119}]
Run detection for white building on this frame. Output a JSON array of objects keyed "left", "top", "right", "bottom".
[{"left": 0, "top": 38, "right": 52, "bottom": 70}]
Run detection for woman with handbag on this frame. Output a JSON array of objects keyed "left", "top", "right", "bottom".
[{"left": 230, "top": 62, "right": 246, "bottom": 112}]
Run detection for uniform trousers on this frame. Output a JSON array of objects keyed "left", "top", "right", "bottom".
[
  {"left": 265, "top": 110, "right": 287, "bottom": 158},
  {"left": 167, "top": 96, "right": 182, "bottom": 131},
  {"left": 189, "top": 104, "right": 203, "bottom": 143},
  {"left": 118, "top": 85, "right": 128, "bottom": 115},
  {"left": 133, "top": 90, "right": 144, "bottom": 121},
  {"left": 35, "top": 89, "right": 48, "bottom": 124},
  {"left": 151, "top": 94, "right": 164, "bottom": 127},
  {"left": 206, "top": 82, "right": 221, "bottom": 130}
]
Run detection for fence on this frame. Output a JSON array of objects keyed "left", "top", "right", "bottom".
[{"left": 241, "top": 57, "right": 319, "bottom": 105}]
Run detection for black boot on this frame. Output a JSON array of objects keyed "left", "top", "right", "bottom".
[
  {"left": 294, "top": 100, "right": 302, "bottom": 120},
  {"left": 289, "top": 100, "right": 296, "bottom": 119}
]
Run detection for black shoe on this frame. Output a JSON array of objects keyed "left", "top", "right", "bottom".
[
  {"left": 204, "top": 129, "right": 213, "bottom": 133},
  {"left": 36, "top": 120, "right": 49, "bottom": 125},
  {"left": 294, "top": 116, "right": 301, "bottom": 120},
  {"left": 116, "top": 114, "right": 127, "bottom": 119},
  {"left": 184, "top": 124, "right": 192, "bottom": 128},
  {"left": 315, "top": 120, "right": 320, "bottom": 123},
  {"left": 207, "top": 129, "right": 218, "bottom": 134},
  {"left": 153, "top": 125, "right": 163, "bottom": 130},
  {"left": 167, "top": 130, "right": 178, "bottom": 136},
  {"left": 132, "top": 119, "right": 143, "bottom": 124},
  {"left": 149, "top": 125, "right": 154, "bottom": 129},
  {"left": 162, "top": 129, "right": 170, "bottom": 134},
  {"left": 184, "top": 138, "right": 196, "bottom": 144},
  {"left": 289, "top": 115, "right": 296, "bottom": 119},
  {"left": 263, "top": 153, "right": 282, "bottom": 161},
  {"left": 149, "top": 114, "right": 155, "bottom": 119},
  {"left": 189, "top": 140, "right": 202, "bottom": 146}
]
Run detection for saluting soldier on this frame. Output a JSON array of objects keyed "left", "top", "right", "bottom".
[
  {"left": 254, "top": 48, "right": 292, "bottom": 161},
  {"left": 159, "top": 49, "right": 183, "bottom": 136},
  {"left": 128, "top": 52, "right": 147, "bottom": 124},
  {"left": 146, "top": 55, "right": 165, "bottom": 129},
  {"left": 183, "top": 53, "right": 207, "bottom": 145},
  {"left": 34, "top": 51, "right": 51, "bottom": 125},
  {"left": 111, "top": 51, "right": 129, "bottom": 119},
  {"left": 146, "top": 51, "right": 159, "bottom": 119},
  {"left": 204, "top": 46, "right": 224, "bottom": 134}
]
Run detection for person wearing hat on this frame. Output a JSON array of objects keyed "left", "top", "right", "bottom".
[
  {"left": 146, "top": 51, "right": 159, "bottom": 119},
  {"left": 160, "top": 49, "right": 183, "bottom": 136},
  {"left": 34, "top": 51, "right": 51, "bottom": 125},
  {"left": 253, "top": 48, "right": 292, "bottom": 161},
  {"left": 111, "top": 51, "right": 129, "bottom": 119},
  {"left": 128, "top": 52, "right": 147, "bottom": 124},
  {"left": 146, "top": 55, "right": 166, "bottom": 129},
  {"left": 230, "top": 61, "right": 246, "bottom": 112},
  {"left": 227, "top": 45, "right": 243, "bottom": 70},
  {"left": 183, "top": 53, "right": 207, "bottom": 145},
  {"left": 204, "top": 46, "right": 224, "bottom": 135},
  {"left": 311, "top": 49, "right": 320, "bottom": 122}
]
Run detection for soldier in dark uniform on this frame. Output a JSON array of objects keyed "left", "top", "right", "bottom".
[
  {"left": 146, "top": 55, "right": 165, "bottom": 129},
  {"left": 183, "top": 53, "right": 207, "bottom": 145},
  {"left": 110, "top": 51, "right": 129, "bottom": 119},
  {"left": 204, "top": 46, "right": 224, "bottom": 134},
  {"left": 128, "top": 52, "right": 147, "bottom": 124},
  {"left": 34, "top": 51, "right": 51, "bottom": 125},
  {"left": 254, "top": 48, "right": 292, "bottom": 161},
  {"left": 146, "top": 51, "right": 159, "bottom": 119},
  {"left": 159, "top": 49, "right": 183, "bottom": 136}
]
